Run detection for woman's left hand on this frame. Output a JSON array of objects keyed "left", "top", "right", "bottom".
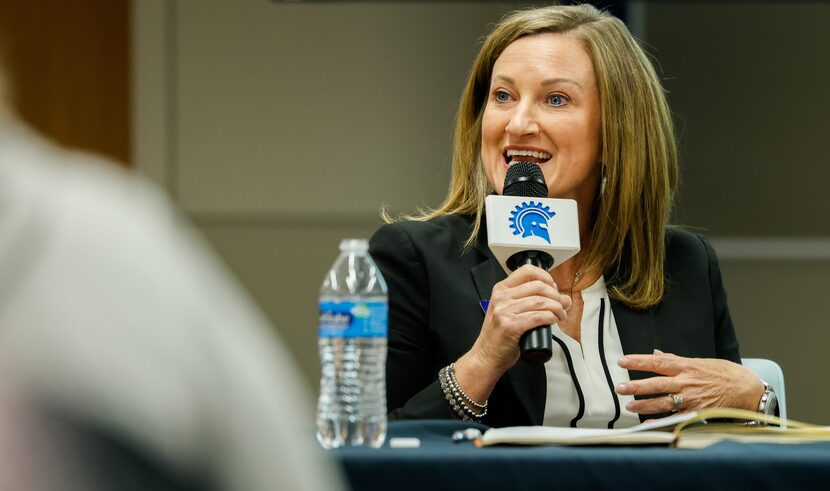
[{"left": 615, "top": 350, "right": 765, "bottom": 415}]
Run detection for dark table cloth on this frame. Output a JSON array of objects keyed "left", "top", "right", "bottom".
[{"left": 335, "top": 420, "right": 830, "bottom": 491}]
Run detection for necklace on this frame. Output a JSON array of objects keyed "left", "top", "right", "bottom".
[
  {"left": 569, "top": 261, "right": 593, "bottom": 294},
  {"left": 562, "top": 268, "right": 585, "bottom": 314},
  {"left": 573, "top": 269, "right": 584, "bottom": 287}
]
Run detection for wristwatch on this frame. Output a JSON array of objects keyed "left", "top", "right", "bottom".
[{"left": 757, "top": 379, "right": 778, "bottom": 417}]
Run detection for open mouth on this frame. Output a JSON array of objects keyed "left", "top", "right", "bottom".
[{"left": 503, "top": 149, "right": 552, "bottom": 166}]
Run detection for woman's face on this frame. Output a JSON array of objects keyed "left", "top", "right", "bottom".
[{"left": 481, "top": 32, "right": 602, "bottom": 202}]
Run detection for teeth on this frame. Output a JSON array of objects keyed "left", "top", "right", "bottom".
[{"left": 506, "top": 149, "right": 552, "bottom": 160}]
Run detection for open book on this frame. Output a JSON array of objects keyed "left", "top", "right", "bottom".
[{"left": 480, "top": 408, "right": 830, "bottom": 449}]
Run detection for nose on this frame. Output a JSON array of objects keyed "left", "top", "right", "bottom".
[{"left": 505, "top": 101, "right": 539, "bottom": 137}]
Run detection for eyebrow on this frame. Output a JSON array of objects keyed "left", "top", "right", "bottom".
[
  {"left": 542, "top": 77, "right": 583, "bottom": 89},
  {"left": 494, "top": 74, "right": 583, "bottom": 89}
]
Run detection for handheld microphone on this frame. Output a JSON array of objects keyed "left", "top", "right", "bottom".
[{"left": 484, "top": 162, "right": 580, "bottom": 364}]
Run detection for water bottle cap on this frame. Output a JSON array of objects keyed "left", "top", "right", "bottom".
[{"left": 339, "top": 238, "right": 369, "bottom": 252}]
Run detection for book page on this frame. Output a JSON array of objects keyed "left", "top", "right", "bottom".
[
  {"left": 481, "top": 408, "right": 830, "bottom": 448},
  {"left": 481, "top": 411, "right": 698, "bottom": 446}
]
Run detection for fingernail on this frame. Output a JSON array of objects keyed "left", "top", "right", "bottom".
[
  {"left": 626, "top": 402, "right": 635, "bottom": 411},
  {"left": 616, "top": 383, "right": 628, "bottom": 393},
  {"left": 653, "top": 349, "right": 663, "bottom": 354},
  {"left": 618, "top": 356, "right": 630, "bottom": 366}
]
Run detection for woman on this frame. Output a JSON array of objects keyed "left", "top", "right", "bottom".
[{"left": 369, "top": 4, "right": 767, "bottom": 428}]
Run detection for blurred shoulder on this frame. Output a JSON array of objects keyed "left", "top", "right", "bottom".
[{"left": 0, "top": 118, "right": 175, "bottom": 234}]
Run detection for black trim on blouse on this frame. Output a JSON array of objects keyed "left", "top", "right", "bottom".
[
  {"left": 597, "top": 298, "right": 622, "bottom": 429},
  {"left": 551, "top": 334, "right": 585, "bottom": 428}
]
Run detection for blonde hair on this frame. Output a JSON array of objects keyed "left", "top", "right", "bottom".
[{"left": 389, "top": 4, "right": 678, "bottom": 309}]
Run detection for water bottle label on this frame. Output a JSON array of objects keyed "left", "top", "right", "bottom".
[{"left": 319, "top": 301, "right": 388, "bottom": 338}]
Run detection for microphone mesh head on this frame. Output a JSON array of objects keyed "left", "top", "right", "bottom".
[{"left": 503, "top": 161, "right": 548, "bottom": 198}]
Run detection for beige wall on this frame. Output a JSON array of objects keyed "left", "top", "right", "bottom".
[
  {"left": 134, "top": 1, "right": 830, "bottom": 423},
  {"left": 646, "top": 2, "right": 830, "bottom": 423},
  {"left": 649, "top": 2, "right": 830, "bottom": 236},
  {"left": 133, "top": 0, "right": 526, "bottom": 386}
]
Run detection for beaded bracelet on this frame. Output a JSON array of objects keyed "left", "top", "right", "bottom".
[
  {"left": 438, "top": 364, "right": 488, "bottom": 422},
  {"left": 440, "top": 366, "right": 483, "bottom": 421},
  {"left": 446, "top": 368, "right": 486, "bottom": 420},
  {"left": 447, "top": 363, "right": 487, "bottom": 410},
  {"left": 438, "top": 367, "right": 468, "bottom": 420}
]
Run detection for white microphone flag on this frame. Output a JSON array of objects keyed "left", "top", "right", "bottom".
[{"left": 485, "top": 195, "right": 581, "bottom": 274}]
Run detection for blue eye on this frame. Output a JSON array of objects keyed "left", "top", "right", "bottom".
[
  {"left": 494, "top": 90, "right": 510, "bottom": 102},
  {"left": 548, "top": 94, "right": 567, "bottom": 106}
]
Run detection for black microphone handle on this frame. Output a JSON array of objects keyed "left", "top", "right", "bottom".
[{"left": 516, "top": 254, "right": 554, "bottom": 365}]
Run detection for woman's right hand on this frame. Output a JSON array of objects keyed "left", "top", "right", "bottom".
[{"left": 454, "top": 264, "right": 571, "bottom": 402}]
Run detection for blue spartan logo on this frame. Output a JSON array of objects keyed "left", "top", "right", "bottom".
[{"left": 508, "top": 201, "right": 555, "bottom": 244}]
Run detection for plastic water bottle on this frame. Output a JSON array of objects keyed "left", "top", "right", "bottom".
[{"left": 317, "top": 239, "right": 388, "bottom": 449}]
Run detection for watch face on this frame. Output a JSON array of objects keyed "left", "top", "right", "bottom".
[{"left": 766, "top": 391, "right": 779, "bottom": 417}]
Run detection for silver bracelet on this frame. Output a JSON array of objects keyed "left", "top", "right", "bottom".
[
  {"left": 757, "top": 379, "right": 778, "bottom": 416},
  {"left": 747, "top": 379, "right": 778, "bottom": 426},
  {"left": 448, "top": 363, "right": 488, "bottom": 410},
  {"left": 446, "top": 366, "right": 487, "bottom": 420},
  {"left": 438, "top": 364, "right": 488, "bottom": 422},
  {"left": 438, "top": 366, "right": 469, "bottom": 420}
]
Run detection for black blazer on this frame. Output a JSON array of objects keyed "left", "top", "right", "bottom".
[{"left": 369, "top": 214, "right": 741, "bottom": 427}]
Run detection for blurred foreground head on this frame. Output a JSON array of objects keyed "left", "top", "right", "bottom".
[{"left": 0, "top": 58, "right": 342, "bottom": 491}]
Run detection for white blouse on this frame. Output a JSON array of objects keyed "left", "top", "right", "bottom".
[{"left": 543, "top": 276, "right": 641, "bottom": 428}]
